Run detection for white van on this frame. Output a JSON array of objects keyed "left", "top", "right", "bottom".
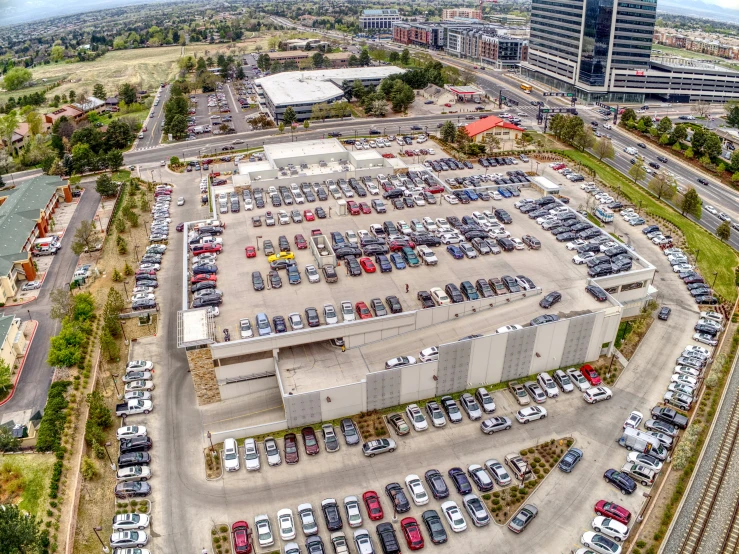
[
  {"left": 624, "top": 147, "right": 638, "bottom": 156},
  {"left": 223, "top": 438, "right": 240, "bottom": 472},
  {"left": 619, "top": 428, "right": 668, "bottom": 460}
]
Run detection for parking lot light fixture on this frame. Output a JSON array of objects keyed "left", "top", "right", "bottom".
[
  {"left": 103, "top": 441, "right": 116, "bottom": 471},
  {"left": 92, "top": 527, "right": 109, "bottom": 553}
]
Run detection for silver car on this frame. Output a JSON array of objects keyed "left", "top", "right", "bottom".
[
  {"left": 480, "top": 416, "right": 512, "bottom": 434},
  {"left": 462, "top": 494, "right": 491, "bottom": 527},
  {"left": 264, "top": 436, "right": 281, "bottom": 466},
  {"left": 298, "top": 503, "right": 319, "bottom": 536},
  {"left": 524, "top": 381, "right": 547, "bottom": 403},
  {"left": 244, "top": 438, "right": 261, "bottom": 471},
  {"left": 460, "top": 393, "right": 482, "bottom": 420},
  {"left": 484, "top": 459, "right": 512, "bottom": 486}
]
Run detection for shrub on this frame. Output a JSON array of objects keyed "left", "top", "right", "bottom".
[
  {"left": 81, "top": 456, "right": 98, "bottom": 480},
  {"left": 219, "top": 525, "right": 228, "bottom": 534},
  {"left": 111, "top": 269, "right": 123, "bottom": 282},
  {"left": 35, "top": 381, "right": 71, "bottom": 453}
]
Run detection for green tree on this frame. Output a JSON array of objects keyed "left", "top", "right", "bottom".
[
  {"left": 3, "top": 67, "right": 32, "bottom": 91},
  {"left": 0, "top": 359, "right": 11, "bottom": 395},
  {"left": 71, "top": 220, "right": 99, "bottom": 255},
  {"left": 656, "top": 116, "right": 672, "bottom": 135},
  {"left": 572, "top": 127, "right": 596, "bottom": 151},
  {"left": 0, "top": 425, "right": 21, "bottom": 452},
  {"left": 169, "top": 114, "right": 189, "bottom": 139},
  {"left": 691, "top": 127, "right": 707, "bottom": 156},
  {"left": 629, "top": 161, "right": 647, "bottom": 184},
  {"left": 390, "top": 80, "right": 414, "bottom": 113},
  {"left": 726, "top": 103, "right": 739, "bottom": 127},
  {"left": 455, "top": 126, "right": 471, "bottom": 149},
  {"left": 717, "top": 220, "right": 731, "bottom": 242},
  {"left": 731, "top": 151, "right": 739, "bottom": 173},
  {"left": 680, "top": 187, "right": 702, "bottom": 219},
  {"left": 282, "top": 107, "right": 297, "bottom": 126},
  {"left": 49, "top": 288, "right": 73, "bottom": 320},
  {"left": 107, "top": 150, "right": 123, "bottom": 172},
  {"left": 359, "top": 48, "right": 371, "bottom": 66},
  {"left": 348, "top": 54, "right": 359, "bottom": 67},
  {"left": 95, "top": 173, "right": 118, "bottom": 196},
  {"left": 594, "top": 137, "right": 614, "bottom": 161},
  {"left": 620, "top": 108, "right": 637, "bottom": 124},
  {"left": 352, "top": 79, "right": 366, "bottom": 102},
  {"left": 0, "top": 504, "right": 41, "bottom": 551},
  {"left": 483, "top": 133, "right": 501, "bottom": 153},
  {"left": 170, "top": 156, "right": 180, "bottom": 166},
  {"left": 440, "top": 120, "right": 456, "bottom": 143},
  {"left": 81, "top": 456, "right": 99, "bottom": 480},
  {"left": 104, "top": 120, "right": 133, "bottom": 150},
  {"left": 92, "top": 83, "right": 106, "bottom": 99},
  {"left": 312, "top": 52, "right": 325, "bottom": 68},
  {"left": 278, "top": 122, "right": 285, "bottom": 133},
  {"left": 670, "top": 124, "right": 688, "bottom": 144},
  {"left": 119, "top": 83, "right": 137, "bottom": 105},
  {"left": 25, "top": 109, "right": 43, "bottom": 136},
  {"left": 400, "top": 48, "right": 410, "bottom": 65},
  {"left": 51, "top": 44, "right": 65, "bottom": 62},
  {"left": 303, "top": 120, "right": 310, "bottom": 129},
  {"left": 703, "top": 133, "right": 723, "bottom": 160},
  {"left": 0, "top": 111, "right": 19, "bottom": 148},
  {"left": 648, "top": 173, "right": 677, "bottom": 201},
  {"left": 388, "top": 51, "right": 400, "bottom": 63}
]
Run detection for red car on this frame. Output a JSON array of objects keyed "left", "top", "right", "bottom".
[
  {"left": 382, "top": 153, "right": 396, "bottom": 159},
  {"left": 355, "top": 302, "right": 373, "bottom": 320},
  {"left": 301, "top": 427, "right": 320, "bottom": 455},
  {"left": 389, "top": 240, "right": 416, "bottom": 252},
  {"left": 444, "top": 103, "right": 452, "bottom": 107},
  {"left": 191, "top": 244, "right": 222, "bottom": 254},
  {"left": 401, "top": 517, "right": 424, "bottom": 550},
  {"left": 304, "top": 210, "right": 315, "bottom": 222},
  {"left": 191, "top": 274, "right": 217, "bottom": 284},
  {"left": 580, "top": 364, "right": 602, "bottom": 386},
  {"left": 363, "top": 491, "right": 384, "bottom": 521},
  {"left": 425, "top": 185, "right": 445, "bottom": 194},
  {"left": 211, "top": 171, "right": 221, "bottom": 177},
  {"left": 294, "top": 234, "right": 308, "bottom": 250},
  {"left": 135, "top": 269, "right": 156, "bottom": 277},
  {"left": 311, "top": 229, "right": 322, "bottom": 236},
  {"left": 284, "top": 432, "right": 299, "bottom": 464},
  {"left": 176, "top": 222, "right": 184, "bottom": 232},
  {"left": 202, "top": 158, "right": 214, "bottom": 164},
  {"left": 359, "top": 257, "right": 376, "bottom": 273},
  {"left": 231, "top": 521, "right": 252, "bottom": 554},
  {"left": 347, "top": 201, "right": 360, "bottom": 215},
  {"left": 594, "top": 500, "right": 631, "bottom": 526},
  {"left": 359, "top": 202, "right": 372, "bottom": 214},
  {"left": 245, "top": 246, "right": 257, "bottom": 258}
]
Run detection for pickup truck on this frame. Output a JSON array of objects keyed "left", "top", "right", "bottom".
[
  {"left": 116, "top": 400, "right": 153, "bottom": 416},
  {"left": 651, "top": 406, "right": 688, "bottom": 430}
]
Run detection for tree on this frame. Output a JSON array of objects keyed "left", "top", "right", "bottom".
[
  {"left": 347, "top": 54, "right": 359, "bottom": 68},
  {"left": 0, "top": 504, "right": 41, "bottom": 551},
  {"left": 455, "top": 126, "right": 472, "bottom": 149},
  {"left": 440, "top": 120, "right": 456, "bottom": 143},
  {"left": 107, "top": 150, "right": 123, "bottom": 172},
  {"left": 691, "top": 100, "right": 710, "bottom": 118},
  {"left": 0, "top": 111, "right": 19, "bottom": 148},
  {"left": 278, "top": 122, "right": 285, "bottom": 133},
  {"left": 670, "top": 124, "right": 688, "bottom": 144},
  {"left": 92, "top": 83, "right": 106, "bottom": 99},
  {"left": 726, "top": 103, "right": 739, "bottom": 127},
  {"left": 636, "top": 115, "right": 653, "bottom": 132},
  {"left": 49, "top": 288, "right": 74, "bottom": 320},
  {"left": 3, "top": 67, "right": 32, "bottom": 91},
  {"left": 400, "top": 49, "right": 410, "bottom": 65},
  {"left": 620, "top": 108, "right": 637, "bottom": 125},
  {"left": 390, "top": 80, "right": 414, "bottom": 113},
  {"left": 388, "top": 51, "right": 400, "bottom": 63},
  {"left": 656, "top": 116, "right": 672, "bottom": 135},
  {"left": 0, "top": 359, "right": 11, "bottom": 395},
  {"left": 0, "top": 426, "right": 21, "bottom": 452},
  {"left": 71, "top": 220, "right": 99, "bottom": 255},
  {"left": 169, "top": 114, "right": 189, "bottom": 139},
  {"left": 312, "top": 52, "right": 325, "bottom": 68},
  {"left": 572, "top": 127, "right": 596, "bottom": 151},
  {"left": 483, "top": 133, "right": 501, "bottom": 153},
  {"left": 717, "top": 220, "right": 731, "bottom": 242},
  {"left": 95, "top": 173, "right": 118, "bottom": 196},
  {"left": 104, "top": 120, "right": 133, "bottom": 150},
  {"left": 680, "top": 187, "right": 702, "bottom": 219},
  {"left": 24, "top": 110, "right": 43, "bottom": 136},
  {"left": 352, "top": 79, "right": 366, "bottom": 102},
  {"left": 303, "top": 120, "right": 310, "bottom": 130},
  {"left": 629, "top": 161, "right": 647, "bottom": 184},
  {"left": 119, "top": 83, "right": 137, "bottom": 105},
  {"left": 594, "top": 137, "right": 615, "bottom": 161},
  {"left": 359, "top": 48, "right": 371, "bottom": 67},
  {"left": 648, "top": 173, "right": 677, "bottom": 201},
  {"left": 731, "top": 151, "right": 739, "bottom": 173},
  {"left": 703, "top": 133, "right": 723, "bottom": 160},
  {"left": 282, "top": 107, "right": 297, "bottom": 125},
  {"left": 51, "top": 44, "right": 65, "bottom": 62},
  {"left": 311, "top": 103, "right": 329, "bottom": 121}
]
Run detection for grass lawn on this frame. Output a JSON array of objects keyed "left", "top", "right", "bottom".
[
  {"left": 653, "top": 45, "right": 739, "bottom": 71},
  {"left": 0, "top": 82, "right": 51, "bottom": 106},
  {"left": 563, "top": 149, "right": 738, "bottom": 303},
  {"left": 0, "top": 454, "right": 56, "bottom": 516}
]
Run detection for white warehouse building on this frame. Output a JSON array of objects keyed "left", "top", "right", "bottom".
[{"left": 255, "top": 67, "right": 405, "bottom": 123}]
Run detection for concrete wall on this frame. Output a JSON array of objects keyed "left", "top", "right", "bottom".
[
  {"left": 319, "top": 381, "right": 367, "bottom": 420},
  {"left": 210, "top": 419, "right": 289, "bottom": 442},
  {"left": 219, "top": 376, "right": 280, "bottom": 400}
]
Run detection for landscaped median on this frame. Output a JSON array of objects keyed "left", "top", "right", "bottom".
[{"left": 560, "top": 149, "right": 738, "bottom": 304}]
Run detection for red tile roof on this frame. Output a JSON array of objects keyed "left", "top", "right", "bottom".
[{"left": 463, "top": 115, "right": 525, "bottom": 137}]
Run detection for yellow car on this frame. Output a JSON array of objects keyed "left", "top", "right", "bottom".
[{"left": 267, "top": 251, "right": 295, "bottom": 263}]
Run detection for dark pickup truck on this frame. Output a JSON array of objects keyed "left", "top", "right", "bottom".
[{"left": 651, "top": 406, "right": 688, "bottom": 430}]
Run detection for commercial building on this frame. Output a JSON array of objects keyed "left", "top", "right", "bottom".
[
  {"left": 462, "top": 115, "right": 525, "bottom": 147},
  {"left": 359, "top": 9, "right": 401, "bottom": 32},
  {"left": 0, "top": 174, "right": 71, "bottom": 303},
  {"left": 265, "top": 51, "right": 354, "bottom": 68},
  {"left": 442, "top": 8, "right": 483, "bottom": 20},
  {"left": 522, "top": 0, "right": 739, "bottom": 102},
  {"left": 254, "top": 67, "right": 404, "bottom": 123},
  {"left": 279, "top": 38, "right": 330, "bottom": 51},
  {"left": 488, "top": 14, "right": 528, "bottom": 26},
  {"left": 392, "top": 22, "right": 445, "bottom": 50}
]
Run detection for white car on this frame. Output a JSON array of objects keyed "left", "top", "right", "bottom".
[
  {"left": 537, "top": 372, "right": 559, "bottom": 398},
  {"left": 305, "top": 265, "right": 320, "bottom": 284},
  {"left": 264, "top": 436, "right": 282, "bottom": 465},
  {"left": 405, "top": 474, "right": 430, "bottom": 505},
  {"left": 239, "top": 318, "right": 253, "bottom": 339},
  {"left": 435, "top": 218, "right": 452, "bottom": 232},
  {"left": 627, "top": 452, "right": 663, "bottom": 472},
  {"left": 110, "top": 531, "right": 149, "bottom": 548},
  {"left": 511, "top": 238, "right": 525, "bottom": 250},
  {"left": 580, "top": 532, "right": 622, "bottom": 554},
  {"left": 705, "top": 205, "right": 718, "bottom": 215},
  {"left": 254, "top": 514, "right": 274, "bottom": 547},
  {"left": 112, "top": 513, "right": 150, "bottom": 531},
  {"left": 116, "top": 465, "right": 151, "bottom": 482},
  {"left": 419, "top": 346, "right": 438, "bottom": 362},
  {"left": 673, "top": 263, "right": 694, "bottom": 273},
  {"left": 573, "top": 252, "right": 595, "bottom": 265},
  {"left": 583, "top": 386, "right": 613, "bottom": 403},
  {"left": 123, "top": 391, "right": 151, "bottom": 402},
  {"left": 126, "top": 360, "right": 154, "bottom": 371},
  {"left": 340, "top": 301, "right": 355, "bottom": 322},
  {"left": 441, "top": 501, "right": 467, "bottom": 533},
  {"left": 670, "top": 373, "right": 698, "bottom": 387},
  {"left": 443, "top": 194, "right": 459, "bottom": 204},
  {"left": 566, "top": 240, "right": 587, "bottom": 251},
  {"left": 116, "top": 425, "right": 147, "bottom": 441},
  {"left": 684, "top": 344, "right": 712, "bottom": 359},
  {"left": 592, "top": 516, "right": 630, "bottom": 542},
  {"left": 288, "top": 314, "right": 304, "bottom": 331},
  {"left": 244, "top": 438, "right": 261, "bottom": 471},
  {"left": 277, "top": 509, "right": 296, "bottom": 541},
  {"left": 344, "top": 496, "right": 363, "bottom": 528},
  {"left": 567, "top": 368, "right": 591, "bottom": 391},
  {"left": 516, "top": 406, "right": 547, "bottom": 423},
  {"left": 124, "top": 380, "right": 154, "bottom": 392},
  {"left": 496, "top": 325, "right": 524, "bottom": 334},
  {"left": 693, "top": 333, "right": 718, "bottom": 346},
  {"left": 430, "top": 287, "right": 451, "bottom": 305},
  {"left": 405, "top": 404, "right": 428, "bottom": 431},
  {"left": 422, "top": 216, "right": 437, "bottom": 232},
  {"left": 298, "top": 504, "right": 318, "bottom": 536},
  {"left": 21, "top": 280, "right": 41, "bottom": 291},
  {"left": 385, "top": 356, "right": 416, "bottom": 369},
  {"left": 324, "top": 303, "right": 339, "bottom": 325},
  {"left": 623, "top": 411, "right": 643, "bottom": 429},
  {"left": 439, "top": 232, "right": 463, "bottom": 244},
  {"left": 223, "top": 438, "right": 240, "bottom": 472}
]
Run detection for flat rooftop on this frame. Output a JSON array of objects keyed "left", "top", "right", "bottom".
[
  {"left": 255, "top": 67, "right": 405, "bottom": 106},
  {"left": 264, "top": 139, "right": 349, "bottom": 162}
]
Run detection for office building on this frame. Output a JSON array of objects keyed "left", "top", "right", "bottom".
[
  {"left": 442, "top": 8, "right": 482, "bottom": 20},
  {"left": 522, "top": 0, "right": 739, "bottom": 101},
  {"left": 360, "top": 9, "right": 401, "bottom": 31},
  {"left": 392, "top": 22, "right": 445, "bottom": 49}
]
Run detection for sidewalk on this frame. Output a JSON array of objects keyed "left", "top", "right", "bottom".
[{"left": 0, "top": 320, "right": 39, "bottom": 408}]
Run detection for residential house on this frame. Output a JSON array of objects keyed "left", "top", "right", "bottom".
[
  {"left": 0, "top": 314, "right": 26, "bottom": 369},
  {"left": 462, "top": 115, "right": 525, "bottom": 148},
  {"left": 43, "top": 105, "right": 83, "bottom": 125}
]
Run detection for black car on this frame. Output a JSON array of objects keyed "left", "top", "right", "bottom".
[
  {"left": 363, "top": 243, "right": 389, "bottom": 256},
  {"left": 422, "top": 510, "right": 448, "bottom": 544},
  {"left": 476, "top": 279, "right": 494, "bottom": 298},
  {"left": 412, "top": 233, "right": 441, "bottom": 247},
  {"left": 268, "top": 270, "right": 282, "bottom": 289},
  {"left": 132, "top": 299, "right": 156, "bottom": 311},
  {"left": 424, "top": 469, "right": 450, "bottom": 500},
  {"left": 192, "top": 264, "right": 217, "bottom": 275},
  {"left": 494, "top": 209, "right": 512, "bottom": 224},
  {"left": 385, "top": 295, "right": 403, "bottom": 314},
  {"left": 345, "top": 256, "right": 362, "bottom": 276},
  {"left": 459, "top": 281, "right": 479, "bottom": 300},
  {"left": 340, "top": 418, "right": 360, "bottom": 446},
  {"left": 585, "top": 285, "right": 608, "bottom": 301},
  {"left": 658, "top": 307, "right": 672, "bottom": 320},
  {"left": 306, "top": 536, "right": 325, "bottom": 554},
  {"left": 117, "top": 451, "right": 151, "bottom": 468},
  {"left": 697, "top": 177, "right": 709, "bottom": 186},
  {"left": 448, "top": 468, "right": 473, "bottom": 495},
  {"left": 558, "top": 448, "right": 583, "bottom": 473},
  {"left": 376, "top": 523, "right": 400, "bottom": 554},
  {"left": 305, "top": 307, "right": 320, "bottom": 327},
  {"left": 445, "top": 283, "right": 464, "bottom": 303},
  {"left": 192, "top": 296, "right": 222, "bottom": 308},
  {"left": 315, "top": 206, "right": 327, "bottom": 218},
  {"left": 417, "top": 291, "right": 435, "bottom": 309},
  {"left": 530, "top": 314, "right": 560, "bottom": 326},
  {"left": 115, "top": 481, "right": 151, "bottom": 499},
  {"left": 334, "top": 247, "right": 363, "bottom": 260},
  {"left": 273, "top": 316, "right": 287, "bottom": 333},
  {"left": 539, "top": 291, "right": 562, "bottom": 309},
  {"left": 501, "top": 275, "right": 521, "bottom": 293},
  {"left": 252, "top": 271, "right": 265, "bottom": 291},
  {"left": 604, "top": 469, "right": 637, "bottom": 495},
  {"left": 321, "top": 499, "right": 343, "bottom": 531},
  {"left": 385, "top": 483, "right": 411, "bottom": 513},
  {"left": 119, "top": 436, "right": 153, "bottom": 454}
]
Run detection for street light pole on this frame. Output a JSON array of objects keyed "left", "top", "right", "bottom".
[
  {"left": 712, "top": 271, "right": 718, "bottom": 290},
  {"left": 207, "top": 431, "right": 214, "bottom": 452},
  {"left": 92, "top": 527, "right": 109, "bottom": 553},
  {"left": 111, "top": 373, "right": 121, "bottom": 398},
  {"left": 122, "top": 281, "right": 129, "bottom": 301},
  {"left": 119, "top": 320, "right": 128, "bottom": 344},
  {"left": 103, "top": 441, "right": 116, "bottom": 471}
]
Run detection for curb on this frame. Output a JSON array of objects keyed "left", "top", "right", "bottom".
[{"left": 0, "top": 320, "right": 38, "bottom": 407}]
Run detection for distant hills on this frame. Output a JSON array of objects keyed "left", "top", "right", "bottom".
[
  {"left": 0, "top": 0, "right": 183, "bottom": 26},
  {"left": 658, "top": 0, "right": 739, "bottom": 24}
]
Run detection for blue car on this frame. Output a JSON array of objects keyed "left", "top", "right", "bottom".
[
  {"left": 446, "top": 245, "right": 464, "bottom": 259},
  {"left": 448, "top": 467, "right": 473, "bottom": 495},
  {"left": 375, "top": 254, "right": 393, "bottom": 273},
  {"left": 463, "top": 189, "right": 479, "bottom": 201},
  {"left": 390, "top": 253, "right": 406, "bottom": 269},
  {"left": 498, "top": 186, "right": 512, "bottom": 198}
]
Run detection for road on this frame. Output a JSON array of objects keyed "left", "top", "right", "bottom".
[
  {"left": 134, "top": 86, "right": 170, "bottom": 150},
  {"left": 0, "top": 181, "right": 101, "bottom": 416}
]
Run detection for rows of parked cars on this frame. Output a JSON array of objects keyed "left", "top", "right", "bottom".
[
  {"left": 187, "top": 219, "right": 227, "bottom": 315},
  {"left": 110, "top": 359, "right": 158, "bottom": 551}
]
